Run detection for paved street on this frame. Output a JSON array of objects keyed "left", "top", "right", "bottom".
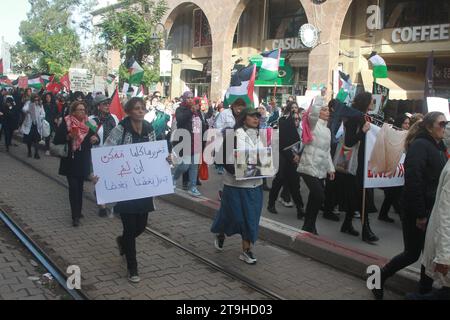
[
  {"left": 0, "top": 143, "right": 401, "bottom": 300},
  {"left": 0, "top": 218, "right": 67, "bottom": 300},
  {"left": 191, "top": 165, "right": 417, "bottom": 269}
]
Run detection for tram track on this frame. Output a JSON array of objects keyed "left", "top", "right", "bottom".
[
  {"left": 0, "top": 207, "right": 89, "bottom": 300},
  {"left": 4, "top": 151, "right": 287, "bottom": 300}
]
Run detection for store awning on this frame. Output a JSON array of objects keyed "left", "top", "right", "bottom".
[
  {"left": 361, "top": 70, "right": 425, "bottom": 100},
  {"left": 181, "top": 59, "right": 204, "bottom": 72},
  {"left": 286, "top": 52, "right": 309, "bottom": 67}
]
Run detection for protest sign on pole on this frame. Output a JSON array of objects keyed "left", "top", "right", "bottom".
[
  {"left": 69, "top": 68, "right": 94, "bottom": 93},
  {"left": 91, "top": 141, "right": 174, "bottom": 205},
  {"left": 364, "top": 124, "right": 405, "bottom": 188},
  {"left": 427, "top": 97, "right": 450, "bottom": 120}
]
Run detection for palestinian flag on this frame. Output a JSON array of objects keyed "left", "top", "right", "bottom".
[
  {"left": 28, "top": 75, "right": 43, "bottom": 89},
  {"left": 106, "top": 74, "right": 116, "bottom": 85},
  {"left": 86, "top": 118, "right": 98, "bottom": 133},
  {"left": 258, "top": 49, "right": 281, "bottom": 81},
  {"left": 41, "top": 74, "right": 55, "bottom": 86},
  {"left": 368, "top": 52, "right": 388, "bottom": 79},
  {"left": 126, "top": 57, "right": 144, "bottom": 85},
  {"left": 224, "top": 64, "right": 256, "bottom": 107},
  {"left": 336, "top": 71, "right": 352, "bottom": 104}
]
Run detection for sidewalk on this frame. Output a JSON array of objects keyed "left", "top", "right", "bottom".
[{"left": 0, "top": 143, "right": 401, "bottom": 299}]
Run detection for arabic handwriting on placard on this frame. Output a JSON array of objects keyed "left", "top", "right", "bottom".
[
  {"left": 104, "top": 180, "right": 129, "bottom": 191},
  {"left": 133, "top": 175, "right": 169, "bottom": 188},
  {"left": 133, "top": 160, "right": 145, "bottom": 174},
  {"left": 129, "top": 146, "right": 166, "bottom": 159},
  {"left": 118, "top": 161, "right": 132, "bottom": 177},
  {"left": 100, "top": 149, "right": 125, "bottom": 164}
]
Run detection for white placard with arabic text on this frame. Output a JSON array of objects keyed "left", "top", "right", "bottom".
[{"left": 91, "top": 141, "right": 174, "bottom": 205}]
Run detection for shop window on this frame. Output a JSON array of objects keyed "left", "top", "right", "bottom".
[
  {"left": 384, "top": 0, "right": 450, "bottom": 28},
  {"left": 268, "top": 0, "right": 308, "bottom": 39},
  {"left": 193, "top": 9, "right": 212, "bottom": 47}
]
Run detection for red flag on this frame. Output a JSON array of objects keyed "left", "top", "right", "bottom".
[
  {"left": 110, "top": 88, "right": 125, "bottom": 121},
  {"left": 60, "top": 73, "right": 71, "bottom": 91},
  {"left": 0, "top": 59, "right": 3, "bottom": 74},
  {"left": 47, "top": 82, "right": 62, "bottom": 95}
]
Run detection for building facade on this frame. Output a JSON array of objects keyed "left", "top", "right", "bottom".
[{"left": 93, "top": 0, "right": 450, "bottom": 109}]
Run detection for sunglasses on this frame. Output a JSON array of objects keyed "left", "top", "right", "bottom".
[{"left": 438, "top": 121, "right": 449, "bottom": 128}]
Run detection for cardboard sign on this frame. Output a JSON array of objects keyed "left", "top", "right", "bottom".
[
  {"left": 91, "top": 141, "right": 174, "bottom": 204},
  {"left": 364, "top": 124, "right": 405, "bottom": 188},
  {"left": 234, "top": 147, "right": 276, "bottom": 180},
  {"left": 69, "top": 68, "right": 94, "bottom": 93}
]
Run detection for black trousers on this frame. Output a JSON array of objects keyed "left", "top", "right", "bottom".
[
  {"left": 379, "top": 187, "right": 402, "bottom": 217},
  {"left": 301, "top": 174, "right": 326, "bottom": 232},
  {"left": 120, "top": 213, "right": 149, "bottom": 271},
  {"left": 381, "top": 215, "right": 433, "bottom": 292},
  {"left": 3, "top": 125, "right": 13, "bottom": 148},
  {"left": 323, "top": 177, "right": 338, "bottom": 213},
  {"left": 268, "top": 154, "right": 303, "bottom": 208},
  {"left": 67, "top": 176, "right": 84, "bottom": 220}
]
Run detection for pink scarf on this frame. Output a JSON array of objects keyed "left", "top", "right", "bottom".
[
  {"left": 65, "top": 115, "right": 89, "bottom": 152},
  {"left": 301, "top": 107, "right": 313, "bottom": 145}
]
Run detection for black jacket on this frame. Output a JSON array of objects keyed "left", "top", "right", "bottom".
[
  {"left": 54, "top": 120, "right": 97, "bottom": 178},
  {"left": 0, "top": 104, "right": 21, "bottom": 129},
  {"left": 278, "top": 115, "right": 301, "bottom": 162},
  {"left": 344, "top": 114, "right": 366, "bottom": 179},
  {"left": 173, "top": 105, "right": 208, "bottom": 156},
  {"left": 402, "top": 133, "right": 447, "bottom": 220}
]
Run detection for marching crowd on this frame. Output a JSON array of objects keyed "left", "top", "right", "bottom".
[{"left": 1, "top": 86, "right": 449, "bottom": 299}]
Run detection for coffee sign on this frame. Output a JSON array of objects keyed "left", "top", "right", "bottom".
[{"left": 392, "top": 24, "right": 450, "bottom": 43}]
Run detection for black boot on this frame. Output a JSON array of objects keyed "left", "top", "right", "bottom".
[
  {"left": 323, "top": 211, "right": 340, "bottom": 221},
  {"left": 341, "top": 213, "right": 359, "bottom": 236},
  {"left": 296, "top": 206, "right": 305, "bottom": 220},
  {"left": 362, "top": 214, "right": 379, "bottom": 243},
  {"left": 267, "top": 205, "right": 278, "bottom": 214}
]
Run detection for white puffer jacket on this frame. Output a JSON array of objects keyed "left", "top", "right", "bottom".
[
  {"left": 297, "top": 98, "right": 334, "bottom": 179},
  {"left": 422, "top": 125, "right": 450, "bottom": 287}
]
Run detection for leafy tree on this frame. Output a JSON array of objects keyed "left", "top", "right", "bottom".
[
  {"left": 99, "top": 0, "right": 169, "bottom": 86},
  {"left": 11, "top": 0, "right": 93, "bottom": 77}
]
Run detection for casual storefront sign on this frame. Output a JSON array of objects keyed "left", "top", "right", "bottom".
[{"left": 267, "top": 38, "right": 307, "bottom": 51}]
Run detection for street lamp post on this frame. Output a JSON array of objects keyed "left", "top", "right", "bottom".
[{"left": 151, "top": 23, "right": 182, "bottom": 97}]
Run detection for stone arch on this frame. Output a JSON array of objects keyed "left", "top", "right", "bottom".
[{"left": 163, "top": 1, "right": 215, "bottom": 38}]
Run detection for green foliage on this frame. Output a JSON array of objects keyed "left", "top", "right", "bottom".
[
  {"left": 99, "top": 0, "right": 169, "bottom": 86},
  {"left": 11, "top": 0, "right": 91, "bottom": 77}
]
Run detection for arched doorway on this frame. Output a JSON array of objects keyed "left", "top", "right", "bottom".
[
  {"left": 165, "top": 2, "right": 213, "bottom": 99},
  {"left": 230, "top": 0, "right": 310, "bottom": 106}
]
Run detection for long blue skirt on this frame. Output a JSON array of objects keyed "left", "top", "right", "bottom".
[{"left": 210, "top": 185, "right": 263, "bottom": 244}]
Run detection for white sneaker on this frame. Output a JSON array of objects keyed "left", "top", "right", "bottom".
[
  {"left": 239, "top": 251, "right": 257, "bottom": 264},
  {"left": 280, "top": 200, "right": 294, "bottom": 208},
  {"left": 214, "top": 235, "right": 224, "bottom": 252}
]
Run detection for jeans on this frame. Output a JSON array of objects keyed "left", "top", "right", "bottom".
[
  {"left": 379, "top": 187, "right": 402, "bottom": 217},
  {"left": 67, "top": 176, "right": 84, "bottom": 220},
  {"left": 381, "top": 214, "right": 433, "bottom": 293},
  {"left": 3, "top": 126, "right": 13, "bottom": 148},
  {"left": 301, "top": 174, "right": 326, "bottom": 232},
  {"left": 173, "top": 155, "right": 200, "bottom": 189},
  {"left": 120, "top": 213, "right": 149, "bottom": 271}
]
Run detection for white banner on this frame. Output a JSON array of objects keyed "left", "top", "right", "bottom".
[
  {"left": 427, "top": 97, "right": 450, "bottom": 120},
  {"left": 364, "top": 124, "right": 405, "bottom": 188},
  {"left": 91, "top": 141, "right": 174, "bottom": 204},
  {"left": 160, "top": 50, "right": 172, "bottom": 77}
]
